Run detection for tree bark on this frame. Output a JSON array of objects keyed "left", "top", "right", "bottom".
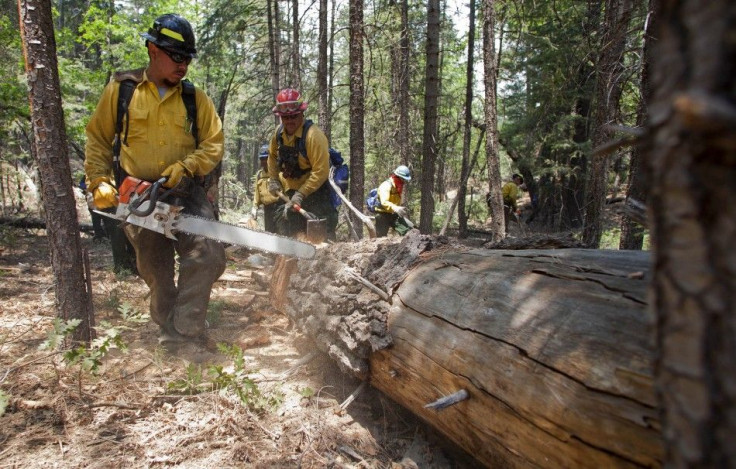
[
  {"left": 266, "top": 0, "right": 280, "bottom": 126},
  {"left": 647, "top": 0, "right": 736, "bottom": 465},
  {"left": 317, "top": 0, "right": 330, "bottom": 141},
  {"left": 18, "top": 0, "right": 91, "bottom": 342},
  {"left": 418, "top": 0, "right": 440, "bottom": 234},
  {"left": 271, "top": 232, "right": 663, "bottom": 467},
  {"left": 582, "top": 0, "right": 633, "bottom": 247},
  {"left": 482, "top": 0, "right": 504, "bottom": 242},
  {"left": 457, "top": 0, "right": 476, "bottom": 238},
  {"left": 620, "top": 0, "right": 656, "bottom": 250},
  {"left": 348, "top": 0, "right": 365, "bottom": 239}
]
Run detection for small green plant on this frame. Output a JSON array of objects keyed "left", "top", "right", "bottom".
[
  {"left": 600, "top": 227, "right": 622, "bottom": 250},
  {"left": 206, "top": 300, "right": 226, "bottom": 327},
  {"left": 167, "top": 363, "right": 206, "bottom": 394},
  {"left": 298, "top": 386, "right": 315, "bottom": 398},
  {"left": 118, "top": 301, "right": 148, "bottom": 323},
  {"left": 103, "top": 289, "right": 122, "bottom": 310},
  {"left": 62, "top": 321, "right": 127, "bottom": 374},
  {"left": 39, "top": 318, "right": 82, "bottom": 350},
  {"left": 166, "top": 342, "right": 283, "bottom": 411},
  {"left": 0, "top": 389, "right": 9, "bottom": 417}
]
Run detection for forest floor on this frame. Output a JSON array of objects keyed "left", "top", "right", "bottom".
[
  {"left": 0, "top": 192, "right": 625, "bottom": 468},
  {"left": 0, "top": 211, "right": 486, "bottom": 467}
]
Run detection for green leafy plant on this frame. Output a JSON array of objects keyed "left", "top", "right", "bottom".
[
  {"left": 118, "top": 301, "right": 148, "bottom": 323},
  {"left": 167, "top": 363, "right": 206, "bottom": 395},
  {"left": 0, "top": 389, "right": 9, "bottom": 417},
  {"left": 166, "top": 342, "right": 283, "bottom": 412},
  {"left": 39, "top": 318, "right": 82, "bottom": 351},
  {"left": 206, "top": 300, "right": 226, "bottom": 327},
  {"left": 62, "top": 321, "right": 127, "bottom": 374}
]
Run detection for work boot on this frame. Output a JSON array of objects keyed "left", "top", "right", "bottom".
[{"left": 158, "top": 322, "right": 189, "bottom": 345}]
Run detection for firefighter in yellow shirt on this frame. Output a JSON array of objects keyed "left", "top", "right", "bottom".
[
  {"left": 375, "top": 165, "right": 413, "bottom": 237},
  {"left": 84, "top": 14, "right": 226, "bottom": 344},
  {"left": 266, "top": 88, "right": 338, "bottom": 240},
  {"left": 501, "top": 173, "right": 524, "bottom": 232}
]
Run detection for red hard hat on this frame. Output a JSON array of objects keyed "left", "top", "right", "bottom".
[{"left": 273, "top": 88, "right": 308, "bottom": 116}]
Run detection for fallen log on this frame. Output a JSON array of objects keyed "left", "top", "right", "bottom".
[{"left": 271, "top": 231, "right": 663, "bottom": 468}]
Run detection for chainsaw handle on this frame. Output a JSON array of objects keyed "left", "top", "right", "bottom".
[{"left": 129, "top": 177, "right": 168, "bottom": 217}]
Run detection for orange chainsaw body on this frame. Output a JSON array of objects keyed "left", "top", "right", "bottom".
[{"left": 118, "top": 177, "right": 152, "bottom": 204}]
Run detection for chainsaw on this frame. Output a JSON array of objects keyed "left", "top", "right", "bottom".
[{"left": 94, "top": 177, "right": 316, "bottom": 259}]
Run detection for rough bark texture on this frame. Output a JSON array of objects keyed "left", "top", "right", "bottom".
[
  {"left": 647, "top": 0, "right": 736, "bottom": 466},
  {"left": 18, "top": 0, "right": 91, "bottom": 342},
  {"left": 272, "top": 231, "right": 663, "bottom": 467},
  {"left": 348, "top": 0, "right": 365, "bottom": 239}
]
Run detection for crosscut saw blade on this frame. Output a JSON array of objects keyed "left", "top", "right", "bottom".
[{"left": 95, "top": 202, "right": 316, "bottom": 259}]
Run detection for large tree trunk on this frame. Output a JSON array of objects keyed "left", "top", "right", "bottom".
[
  {"left": 18, "top": 0, "right": 92, "bottom": 342},
  {"left": 647, "top": 0, "right": 736, "bottom": 465},
  {"left": 271, "top": 232, "right": 663, "bottom": 467}
]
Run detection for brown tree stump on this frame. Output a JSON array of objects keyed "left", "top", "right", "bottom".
[{"left": 270, "top": 231, "right": 663, "bottom": 468}]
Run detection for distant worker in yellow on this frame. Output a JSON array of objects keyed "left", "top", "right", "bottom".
[
  {"left": 501, "top": 173, "right": 524, "bottom": 232},
  {"left": 374, "top": 165, "right": 413, "bottom": 237}
]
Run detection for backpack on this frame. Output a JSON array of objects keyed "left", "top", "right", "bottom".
[
  {"left": 365, "top": 187, "right": 380, "bottom": 213},
  {"left": 276, "top": 119, "right": 349, "bottom": 208},
  {"left": 111, "top": 69, "right": 211, "bottom": 188}
]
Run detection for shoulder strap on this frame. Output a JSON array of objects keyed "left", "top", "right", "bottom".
[
  {"left": 181, "top": 79, "right": 199, "bottom": 147},
  {"left": 297, "top": 119, "right": 313, "bottom": 161},
  {"left": 111, "top": 68, "right": 144, "bottom": 187}
]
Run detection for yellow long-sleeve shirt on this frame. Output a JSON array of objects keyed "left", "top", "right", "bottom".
[
  {"left": 267, "top": 121, "right": 329, "bottom": 197},
  {"left": 84, "top": 70, "right": 224, "bottom": 186},
  {"left": 375, "top": 177, "right": 402, "bottom": 213},
  {"left": 502, "top": 181, "right": 520, "bottom": 209}
]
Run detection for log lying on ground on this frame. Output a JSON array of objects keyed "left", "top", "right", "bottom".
[{"left": 271, "top": 231, "right": 663, "bottom": 468}]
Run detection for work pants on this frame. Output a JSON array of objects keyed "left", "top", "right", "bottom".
[
  {"left": 123, "top": 184, "right": 226, "bottom": 338},
  {"left": 375, "top": 212, "right": 412, "bottom": 237}
]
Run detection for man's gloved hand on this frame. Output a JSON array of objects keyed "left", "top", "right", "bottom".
[
  {"left": 161, "top": 161, "right": 193, "bottom": 188},
  {"left": 284, "top": 191, "right": 305, "bottom": 217},
  {"left": 394, "top": 206, "right": 408, "bottom": 218},
  {"left": 89, "top": 178, "right": 118, "bottom": 209},
  {"left": 268, "top": 178, "right": 282, "bottom": 195}
]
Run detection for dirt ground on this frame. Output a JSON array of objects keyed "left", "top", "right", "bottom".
[{"left": 0, "top": 221, "right": 479, "bottom": 469}]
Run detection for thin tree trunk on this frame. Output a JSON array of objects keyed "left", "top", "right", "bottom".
[
  {"left": 482, "top": 0, "right": 503, "bottom": 242},
  {"left": 582, "top": 0, "right": 633, "bottom": 247},
  {"left": 290, "top": 0, "right": 301, "bottom": 90},
  {"left": 267, "top": 0, "right": 280, "bottom": 126},
  {"left": 349, "top": 0, "right": 365, "bottom": 239},
  {"left": 419, "top": 0, "right": 440, "bottom": 234},
  {"left": 620, "top": 0, "right": 656, "bottom": 250},
  {"left": 457, "top": 0, "right": 476, "bottom": 238},
  {"left": 317, "top": 0, "right": 329, "bottom": 141},
  {"left": 648, "top": 0, "right": 736, "bottom": 465},
  {"left": 18, "top": 0, "right": 91, "bottom": 343}
]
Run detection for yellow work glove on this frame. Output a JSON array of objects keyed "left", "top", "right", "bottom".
[
  {"left": 88, "top": 178, "right": 118, "bottom": 209},
  {"left": 161, "top": 161, "right": 193, "bottom": 188}
]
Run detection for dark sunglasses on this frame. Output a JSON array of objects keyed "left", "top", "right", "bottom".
[
  {"left": 157, "top": 46, "right": 191, "bottom": 64},
  {"left": 281, "top": 114, "right": 301, "bottom": 121}
]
